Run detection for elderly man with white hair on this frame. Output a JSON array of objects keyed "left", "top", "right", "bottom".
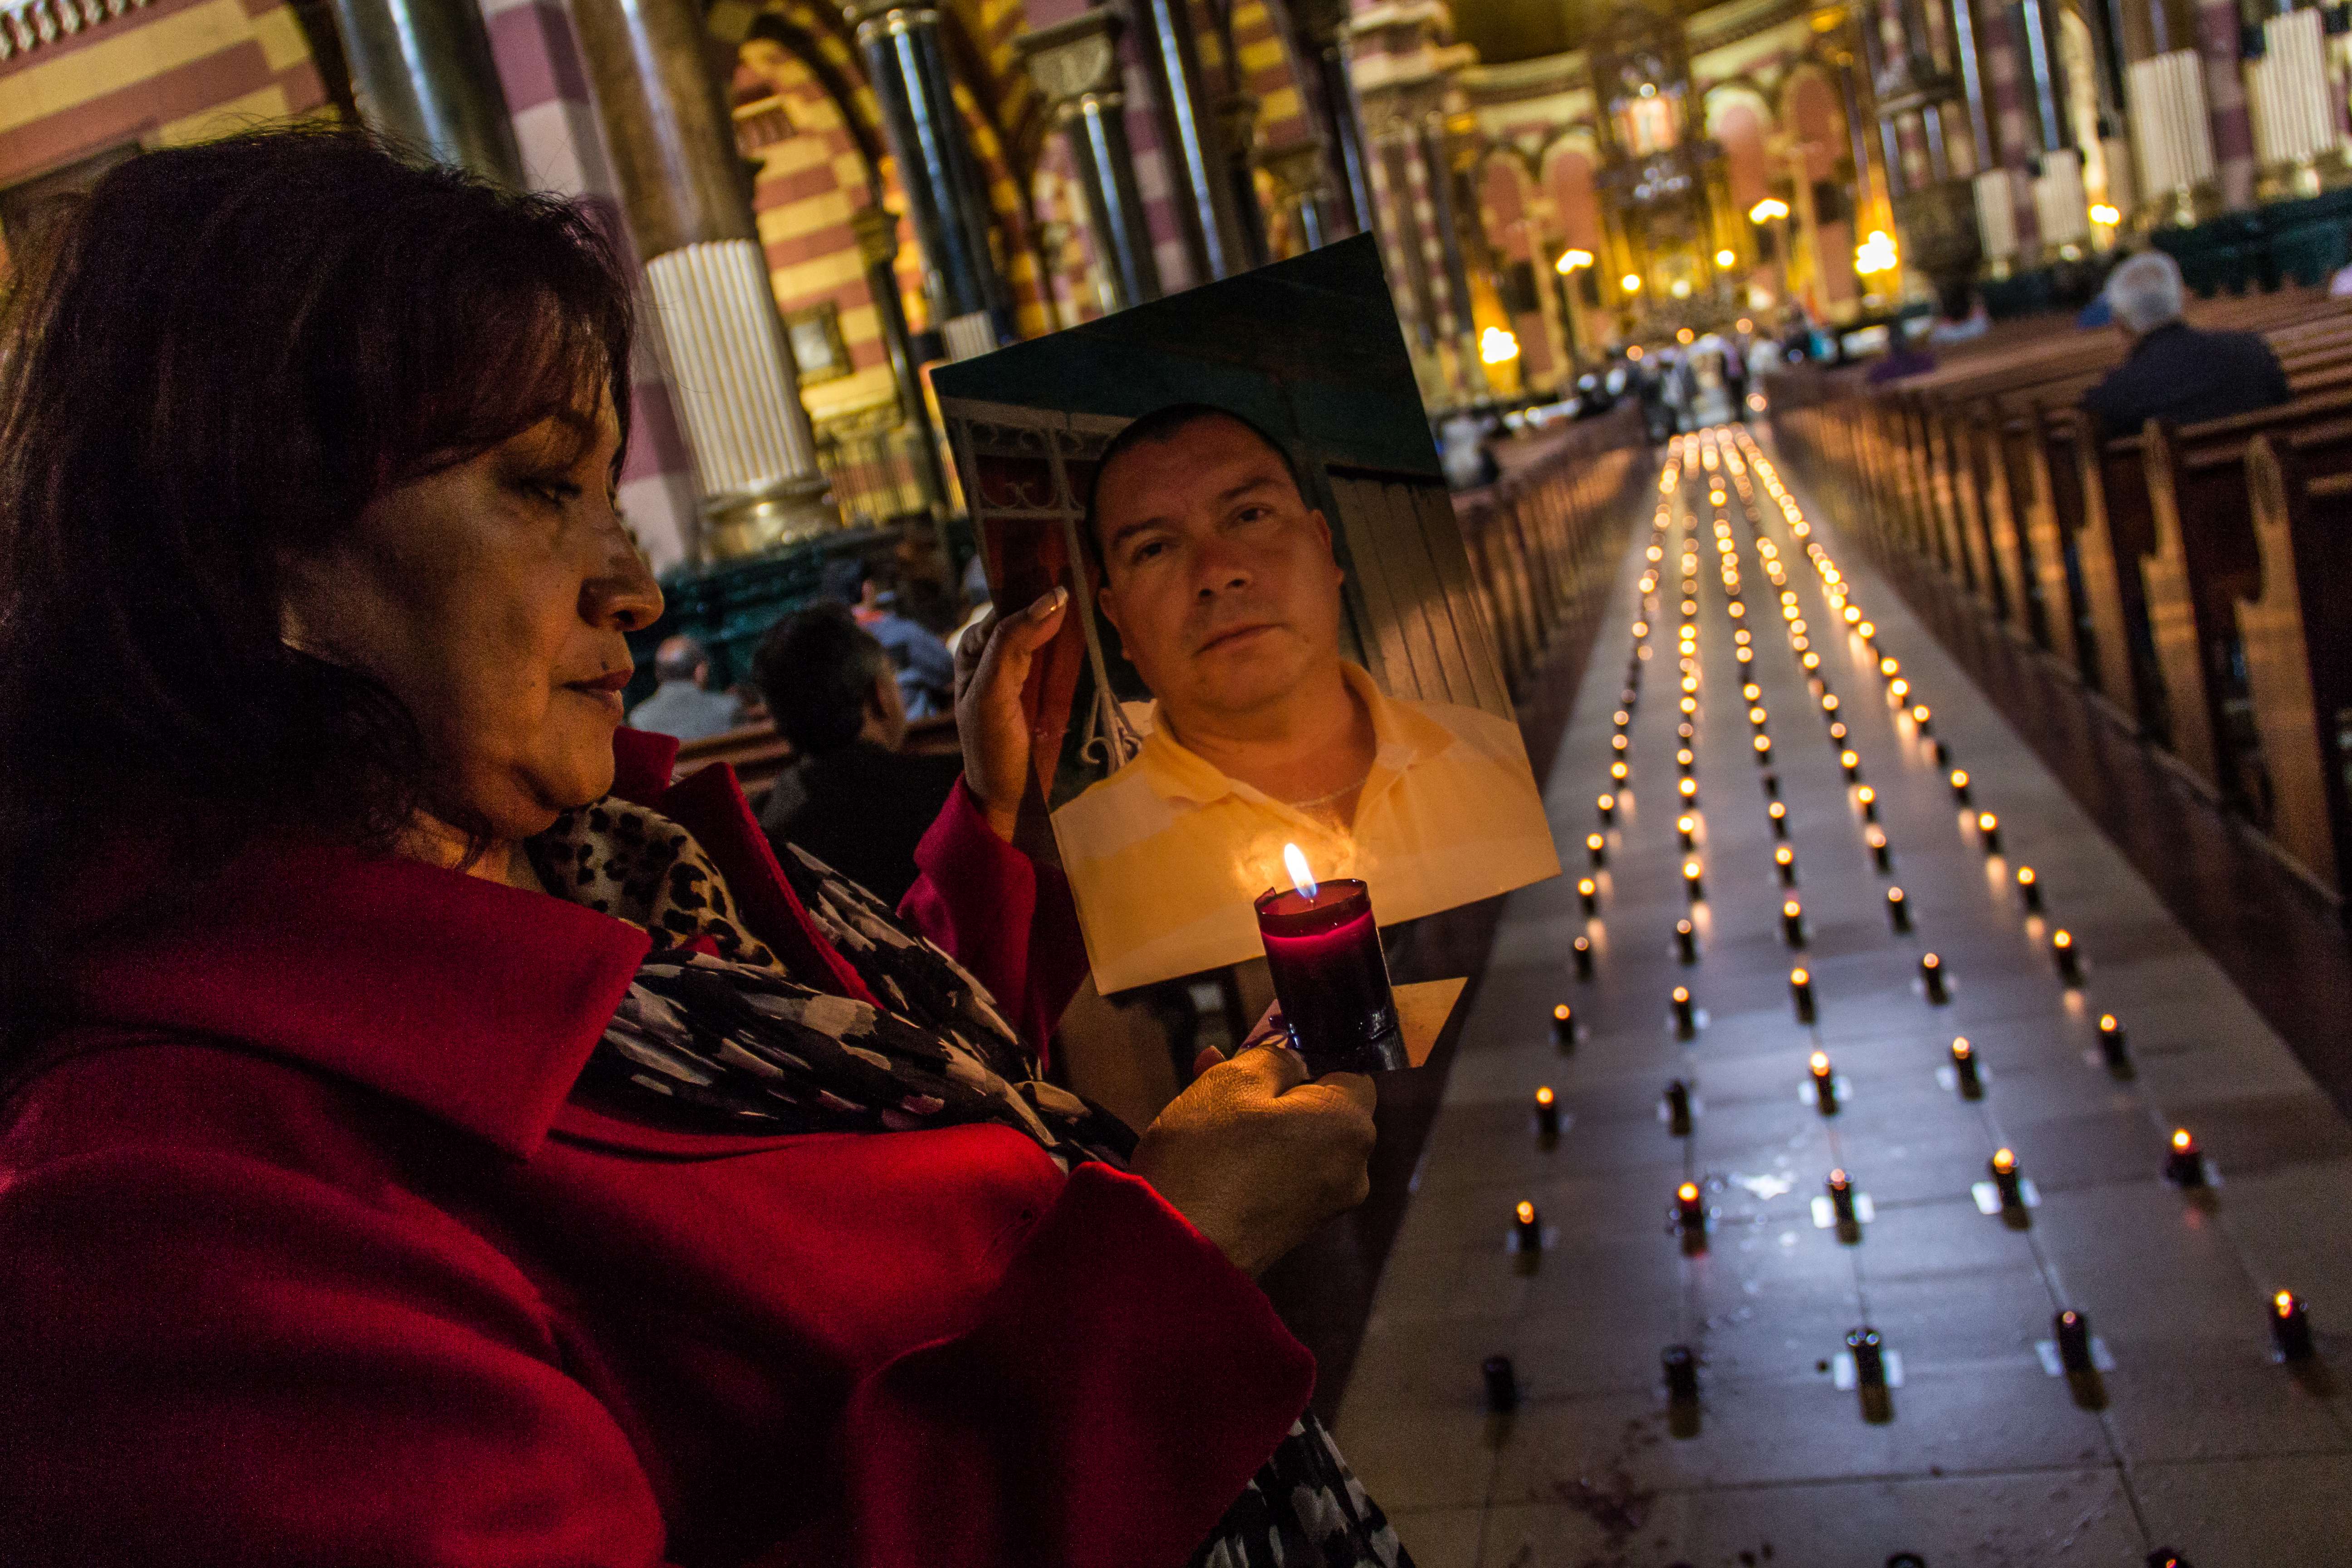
[{"left": 2080, "top": 249, "right": 2289, "bottom": 433}]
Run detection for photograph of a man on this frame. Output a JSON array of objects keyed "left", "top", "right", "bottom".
[{"left": 1054, "top": 403, "right": 1560, "bottom": 993}]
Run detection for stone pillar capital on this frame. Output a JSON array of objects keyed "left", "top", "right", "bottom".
[
  {"left": 1014, "top": 9, "right": 1126, "bottom": 104},
  {"left": 850, "top": 202, "right": 903, "bottom": 269}
]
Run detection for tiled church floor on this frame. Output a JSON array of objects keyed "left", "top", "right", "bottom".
[{"left": 1336, "top": 428, "right": 2352, "bottom": 1568}]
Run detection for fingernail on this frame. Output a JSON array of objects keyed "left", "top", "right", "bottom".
[{"left": 1038, "top": 585, "right": 1068, "bottom": 615}]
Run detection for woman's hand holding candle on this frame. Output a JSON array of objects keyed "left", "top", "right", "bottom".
[{"left": 1132, "top": 1044, "right": 1377, "bottom": 1278}]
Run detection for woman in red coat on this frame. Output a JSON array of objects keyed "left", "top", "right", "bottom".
[{"left": 0, "top": 130, "right": 1409, "bottom": 1568}]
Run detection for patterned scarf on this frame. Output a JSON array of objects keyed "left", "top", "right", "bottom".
[{"left": 529, "top": 799, "right": 1413, "bottom": 1568}]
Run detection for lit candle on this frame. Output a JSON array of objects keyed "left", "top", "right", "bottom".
[
  {"left": 1783, "top": 899, "right": 1806, "bottom": 947},
  {"left": 1977, "top": 812, "right": 2003, "bottom": 855},
  {"left": 1611, "top": 760, "right": 1629, "bottom": 783},
  {"left": 1677, "top": 814, "right": 1697, "bottom": 849},
  {"left": 1911, "top": 704, "right": 1933, "bottom": 735},
  {"left": 1573, "top": 935, "right": 1595, "bottom": 980},
  {"left": 1671, "top": 986, "right": 1696, "bottom": 1038},
  {"left": 1612, "top": 733, "right": 1630, "bottom": 755},
  {"left": 1950, "top": 1037, "right": 1982, "bottom": 1095},
  {"left": 1534, "top": 1085, "right": 1561, "bottom": 1142},
  {"left": 1809, "top": 1048, "right": 1837, "bottom": 1110},
  {"left": 1254, "top": 846, "right": 1404, "bottom": 1075},
  {"left": 1663, "top": 1078, "right": 1692, "bottom": 1134},
  {"left": 1775, "top": 845, "right": 1798, "bottom": 886},
  {"left": 1674, "top": 919, "right": 1698, "bottom": 965},
  {"left": 1828, "top": 721, "right": 1848, "bottom": 744},
  {"left": 1551, "top": 1003, "right": 1576, "bottom": 1049},
  {"left": 1867, "top": 828, "right": 1891, "bottom": 872},
  {"left": 1621, "top": 685, "right": 1639, "bottom": 709},
  {"left": 2050, "top": 929, "right": 2084, "bottom": 985},
  {"left": 1597, "top": 792, "right": 1617, "bottom": 824},
  {"left": 1514, "top": 1199, "right": 1542, "bottom": 1253},
  {"left": 2271, "top": 1291, "right": 2315, "bottom": 1362},
  {"left": 1888, "top": 678, "right": 1909, "bottom": 700},
  {"left": 1676, "top": 748, "right": 1695, "bottom": 776},
  {"left": 1827, "top": 1168, "right": 1857, "bottom": 1225},
  {"left": 1879, "top": 657, "right": 1900, "bottom": 679},
  {"left": 1840, "top": 750, "right": 1861, "bottom": 782},
  {"left": 1949, "top": 768, "right": 1972, "bottom": 804},
  {"left": 1675, "top": 1180, "right": 1707, "bottom": 1237},
  {"left": 1754, "top": 735, "right": 1773, "bottom": 762},
  {"left": 1847, "top": 1326, "right": 1886, "bottom": 1387},
  {"left": 1586, "top": 833, "right": 1607, "bottom": 868},
  {"left": 1792, "top": 970, "right": 1818, "bottom": 1024},
  {"left": 2165, "top": 1127, "right": 2207, "bottom": 1188},
  {"left": 1921, "top": 952, "right": 1949, "bottom": 1003},
  {"left": 1768, "top": 800, "right": 1789, "bottom": 838},
  {"left": 1989, "top": 1147, "right": 2024, "bottom": 1208},
  {"left": 1749, "top": 705, "right": 1769, "bottom": 727},
  {"left": 1683, "top": 860, "right": 1706, "bottom": 901},
  {"left": 1482, "top": 1354, "right": 1520, "bottom": 1413},
  {"left": 1886, "top": 886, "right": 1911, "bottom": 932},
  {"left": 1578, "top": 877, "right": 1600, "bottom": 916},
  {"left": 1677, "top": 720, "right": 1695, "bottom": 742},
  {"left": 1678, "top": 776, "right": 1700, "bottom": 804},
  {"left": 1856, "top": 785, "right": 1878, "bottom": 822},
  {"left": 1802, "top": 651, "right": 1821, "bottom": 671},
  {"left": 2055, "top": 1309, "right": 2094, "bottom": 1375},
  {"left": 1822, "top": 694, "right": 1841, "bottom": 717},
  {"left": 1662, "top": 1344, "right": 1700, "bottom": 1402},
  {"left": 1679, "top": 696, "right": 1697, "bottom": 715},
  {"left": 2015, "top": 865, "right": 2042, "bottom": 911},
  {"left": 2097, "top": 1013, "right": 2129, "bottom": 1068}
]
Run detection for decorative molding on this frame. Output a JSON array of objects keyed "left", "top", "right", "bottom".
[
  {"left": 1012, "top": 8, "right": 1123, "bottom": 105},
  {"left": 0, "top": 0, "right": 152, "bottom": 64}
]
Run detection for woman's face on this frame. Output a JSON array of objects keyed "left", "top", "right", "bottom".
[{"left": 280, "top": 391, "right": 663, "bottom": 846}]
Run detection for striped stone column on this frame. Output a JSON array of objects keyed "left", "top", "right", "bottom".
[
  {"left": 1978, "top": 0, "right": 2041, "bottom": 255},
  {"left": 478, "top": 0, "right": 700, "bottom": 569},
  {"left": 2196, "top": 0, "right": 2256, "bottom": 209}
]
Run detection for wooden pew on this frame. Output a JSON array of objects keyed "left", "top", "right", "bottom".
[
  {"left": 671, "top": 711, "right": 962, "bottom": 808},
  {"left": 2239, "top": 432, "right": 2352, "bottom": 896},
  {"left": 2138, "top": 397, "right": 2352, "bottom": 799}
]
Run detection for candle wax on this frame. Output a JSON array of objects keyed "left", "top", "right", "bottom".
[{"left": 1255, "top": 879, "right": 1404, "bottom": 1074}]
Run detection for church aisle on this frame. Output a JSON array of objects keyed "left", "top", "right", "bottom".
[{"left": 1335, "top": 428, "right": 2352, "bottom": 1568}]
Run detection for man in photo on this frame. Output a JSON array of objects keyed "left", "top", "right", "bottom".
[{"left": 1054, "top": 403, "right": 1560, "bottom": 992}]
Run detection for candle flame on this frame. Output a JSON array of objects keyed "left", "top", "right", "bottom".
[
  {"left": 2018, "top": 867, "right": 2036, "bottom": 885},
  {"left": 1829, "top": 1169, "right": 1847, "bottom": 1187},
  {"left": 1535, "top": 1086, "right": 1555, "bottom": 1106},
  {"left": 1775, "top": 847, "right": 1794, "bottom": 865},
  {"left": 1978, "top": 813, "right": 1998, "bottom": 832},
  {"left": 2277, "top": 1291, "right": 2296, "bottom": 1314},
  {"left": 1951, "top": 770, "right": 1970, "bottom": 788},
  {"left": 1677, "top": 1181, "right": 1699, "bottom": 1202},
  {"left": 1808, "top": 1049, "right": 1829, "bottom": 1072},
  {"left": 1923, "top": 953, "right": 1941, "bottom": 970},
  {"left": 2173, "top": 1128, "right": 2192, "bottom": 1151},
  {"left": 1784, "top": 900, "right": 1801, "bottom": 917},
  {"left": 2099, "top": 1014, "right": 2119, "bottom": 1032},
  {"left": 1952, "top": 1037, "right": 1971, "bottom": 1058},
  {"left": 1553, "top": 1003, "right": 1572, "bottom": 1022},
  {"left": 1672, "top": 986, "right": 1690, "bottom": 1004},
  {"left": 2053, "top": 930, "right": 2073, "bottom": 949},
  {"left": 1516, "top": 1200, "right": 1536, "bottom": 1224},
  {"left": 1993, "top": 1148, "right": 2016, "bottom": 1173},
  {"left": 1283, "top": 843, "right": 1317, "bottom": 901},
  {"left": 1793, "top": 969, "right": 1811, "bottom": 986},
  {"left": 1888, "top": 887, "right": 1905, "bottom": 902}
]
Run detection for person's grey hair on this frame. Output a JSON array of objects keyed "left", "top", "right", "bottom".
[
  {"left": 654, "top": 634, "right": 706, "bottom": 682},
  {"left": 2105, "top": 250, "right": 2185, "bottom": 334}
]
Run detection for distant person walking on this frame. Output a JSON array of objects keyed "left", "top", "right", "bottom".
[
  {"left": 625, "top": 634, "right": 743, "bottom": 741},
  {"left": 2081, "top": 250, "right": 2289, "bottom": 433}
]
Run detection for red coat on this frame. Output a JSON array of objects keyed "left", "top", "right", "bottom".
[{"left": 0, "top": 730, "right": 1313, "bottom": 1567}]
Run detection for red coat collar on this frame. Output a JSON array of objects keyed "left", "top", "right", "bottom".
[{"left": 56, "top": 727, "right": 867, "bottom": 1161}]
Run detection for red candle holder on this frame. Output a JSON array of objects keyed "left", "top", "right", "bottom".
[{"left": 1254, "top": 879, "right": 1404, "bottom": 1075}]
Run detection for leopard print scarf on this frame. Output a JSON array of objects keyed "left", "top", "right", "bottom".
[{"left": 529, "top": 798, "right": 1411, "bottom": 1568}]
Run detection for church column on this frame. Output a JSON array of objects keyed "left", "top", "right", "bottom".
[
  {"left": 571, "top": 0, "right": 837, "bottom": 554},
  {"left": 846, "top": 0, "right": 1017, "bottom": 353},
  {"left": 331, "top": 0, "right": 523, "bottom": 181},
  {"left": 2193, "top": 0, "right": 2257, "bottom": 208},
  {"left": 1419, "top": 111, "right": 1485, "bottom": 395},
  {"left": 851, "top": 205, "right": 951, "bottom": 516},
  {"left": 1972, "top": 0, "right": 2042, "bottom": 260},
  {"left": 1261, "top": 142, "right": 1337, "bottom": 253},
  {"left": 1018, "top": 9, "right": 1161, "bottom": 311},
  {"left": 1129, "top": 0, "right": 1253, "bottom": 280}
]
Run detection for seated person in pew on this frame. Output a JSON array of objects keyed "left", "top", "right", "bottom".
[
  {"left": 755, "top": 602, "right": 964, "bottom": 907},
  {"left": 622, "top": 633, "right": 745, "bottom": 741},
  {"left": 2082, "top": 250, "right": 2290, "bottom": 432}
]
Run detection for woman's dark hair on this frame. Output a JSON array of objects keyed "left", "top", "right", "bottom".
[
  {"left": 755, "top": 604, "right": 893, "bottom": 756},
  {"left": 0, "top": 126, "right": 637, "bottom": 1056}
]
